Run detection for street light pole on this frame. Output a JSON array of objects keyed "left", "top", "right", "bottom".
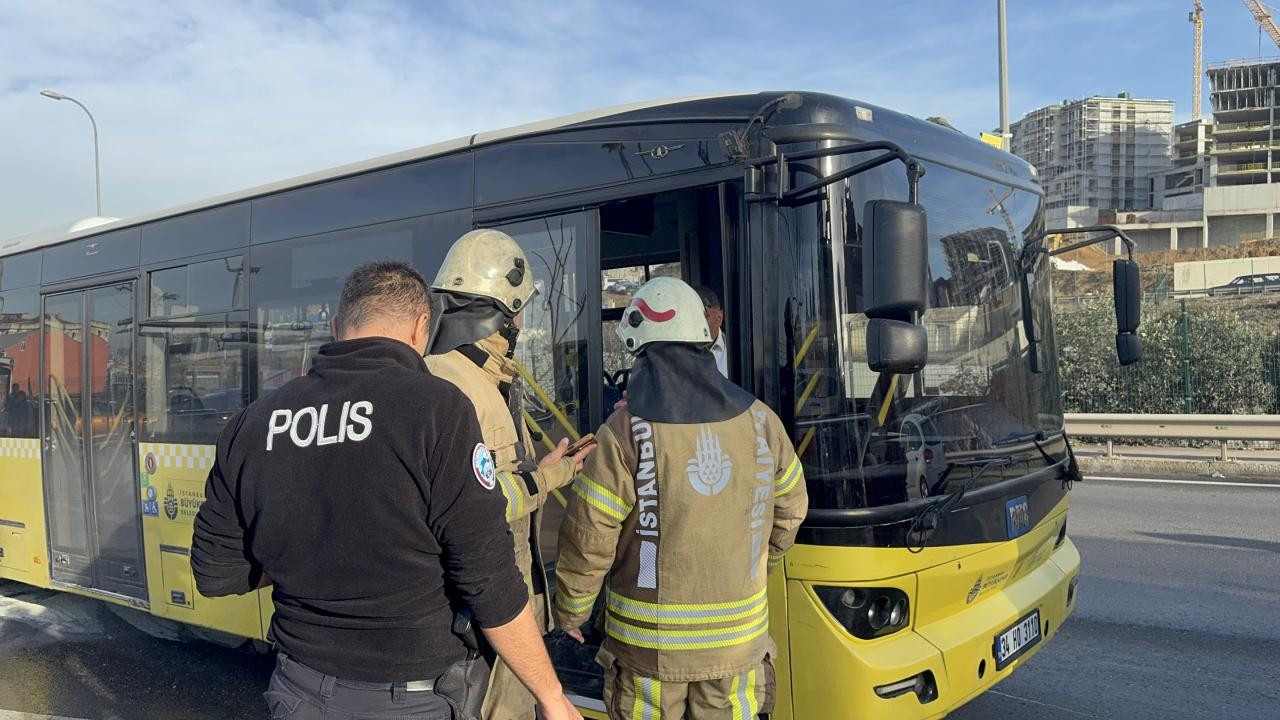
[
  {"left": 40, "top": 90, "right": 102, "bottom": 217},
  {"left": 997, "top": 0, "right": 1010, "bottom": 151}
]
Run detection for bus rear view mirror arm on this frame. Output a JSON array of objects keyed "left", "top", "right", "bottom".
[
  {"left": 734, "top": 134, "right": 927, "bottom": 207},
  {"left": 1028, "top": 225, "right": 1143, "bottom": 367}
]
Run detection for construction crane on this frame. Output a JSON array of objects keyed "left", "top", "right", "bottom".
[
  {"left": 1191, "top": 1, "right": 1204, "bottom": 119},
  {"left": 1242, "top": 0, "right": 1280, "bottom": 52}
]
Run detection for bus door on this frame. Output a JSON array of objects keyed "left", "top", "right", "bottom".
[
  {"left": 41, "top": 281, "right": 146, "bottom": 602},
  {"left": 597, "top": 183, "right": 740, "bottom": 401}
]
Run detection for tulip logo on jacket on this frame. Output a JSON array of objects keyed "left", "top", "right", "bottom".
[
  {"left": 473, "top": 443, "right": 496, "bottom": 490},
  {"left": 687, "top": 425, "right": 732, "bottom": 496}
]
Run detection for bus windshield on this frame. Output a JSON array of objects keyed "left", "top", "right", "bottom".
[{"left": 781, "top": 157, "right": 1063, "bottom": 511}]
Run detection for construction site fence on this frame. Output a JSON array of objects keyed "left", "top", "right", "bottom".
[{"left": 1052, "top": 290, "right": 1280, "bottom": 416}]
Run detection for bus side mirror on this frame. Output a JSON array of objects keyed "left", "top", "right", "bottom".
[
  {"left": 867, "top": 318, "right": 927, "bottom": 373},
  {"left": 863, "top": 200, "right": 929, "bottom": 373},
  {"left": 1113, "top": 259, "right": 1142, "bottom": 365}
]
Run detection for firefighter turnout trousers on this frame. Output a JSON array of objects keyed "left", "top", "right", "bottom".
[{"left": 598, "top": 645, "right": 776, "bottom": 720}]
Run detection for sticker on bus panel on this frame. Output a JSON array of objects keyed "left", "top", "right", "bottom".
[
  {"left": 993, "top": 609, "right": 1041, "bottom": 670},
  {"left": 1005, "top": 495, "right": 1031, "bottom": 540}
]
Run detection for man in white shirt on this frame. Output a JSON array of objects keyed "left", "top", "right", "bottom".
[{"left": 695, "top": 286, "right": 729, "bottom": 378}]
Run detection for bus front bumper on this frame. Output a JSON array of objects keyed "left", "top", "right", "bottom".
[{"left": 788, "top": 536, "right": 1081, "bottom": 719}]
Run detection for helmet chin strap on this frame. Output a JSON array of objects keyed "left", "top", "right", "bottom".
[{"left": 498, "top": 318, "right": 520, "bottom": 358}]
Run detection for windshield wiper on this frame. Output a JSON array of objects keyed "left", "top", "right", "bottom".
[
  {"left": 993, "top": 429, "right": 1064, "bottom": 469},
  {"left": 908, "top": 456, "right": 1017, "bottom": 553}
]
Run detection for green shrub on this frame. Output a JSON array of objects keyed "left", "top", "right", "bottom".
[{"left": 1055, "top": 301, "right": 1274, "bottom": 414}]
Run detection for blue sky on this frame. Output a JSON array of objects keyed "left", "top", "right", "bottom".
[{"left": 0, "top": 0, "right": 1273, "bottom": 238}]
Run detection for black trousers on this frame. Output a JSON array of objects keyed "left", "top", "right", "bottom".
[{"left": 265, "top": 653, "right": 454, "bottom": 719}]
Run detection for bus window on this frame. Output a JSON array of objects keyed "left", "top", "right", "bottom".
[
  {"left": 43, "top": 227, "right": 141, "bottom": 285},
  {"left": 0, "top": 287, "right": 40, "bottom": 438},
  {"left": 600, "top": 262, "right": 681, "bottom": 387},
  {"left": 148, "top": 256, "right": 246, "bottom": 318},
  {"left": 596, "top": 187, "right": 724, "bottom": 394},
  {"left": 781, "top": 159, "right": 1058, "bottom": 511},
  {"left": 141, "top": 203, "right": 249, "bottom": 265},
  {"left": 139, "top": 313, "right": 249, "bottom": 445},
  {"left": 250, "top": 212, "right": 467, "bottom": 399},
  {"left": 251, "top": 155, "right": 471, "bottom": 245},
  {"left": 490, "top": 212, "right": 594, "bottom": 439},
  {"left": 0, "top": 252, "right": 42, "bottom": 292}
]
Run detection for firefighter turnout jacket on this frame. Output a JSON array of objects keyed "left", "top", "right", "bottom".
[
  {"left": 426, "top": 334, "right": 577, "bottom": 626},
  {"left": 553, "top": 400, "right": 808, "bottom": 681}
]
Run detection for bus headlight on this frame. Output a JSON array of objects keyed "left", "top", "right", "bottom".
[{"left": 814, "top": 586, "right": 911, "bottom": 640}]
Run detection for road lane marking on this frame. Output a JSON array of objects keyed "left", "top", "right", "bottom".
[
  {"left": 0, "top": 707, "right": 91, "bottom": 712},
  {"left": 986, "top": 690, "right": 1098, "bottom": 717},
  {"left": 1084, "top": 475, "right": 1280, "bottom": 489}
]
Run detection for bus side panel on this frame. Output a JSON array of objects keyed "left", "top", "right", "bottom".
[
  {"left": 0, "top": 438, "right": 49, "bottom": 587},
  {"left": 139, "top": 442, "right": 265, "bottom": 639},
  {"left": 767, "top": 561, "right": 796, "bottom": 720}
]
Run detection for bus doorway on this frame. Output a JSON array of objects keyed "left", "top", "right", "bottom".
[
  {"left": 529, "top": 183, "right": 741, "bottom": 707},
  {"left": 598, "top": 184, "right": 737, "bottom": 411},
  {"left": 41, "top": 282, "right": 146, "bottom": 602}
]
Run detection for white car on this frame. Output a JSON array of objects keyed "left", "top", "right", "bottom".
[{"left": 901, "top": 414, "right": 946, "bottom": 500}]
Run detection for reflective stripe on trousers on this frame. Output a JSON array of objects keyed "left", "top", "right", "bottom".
[
  {"left": 729, "top": 669, "right": 759, "bottom": 720},
  {"left": 632, "top": 675, "right": 661, "bottom": 720}
]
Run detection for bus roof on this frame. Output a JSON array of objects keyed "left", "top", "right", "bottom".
[{"left": 4, "top": 91, "right": 1035, "bottom": 257}]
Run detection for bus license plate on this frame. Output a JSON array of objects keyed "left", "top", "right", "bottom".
[{"left": 994, "top": 610, "right": 1041, "bottom": 670}]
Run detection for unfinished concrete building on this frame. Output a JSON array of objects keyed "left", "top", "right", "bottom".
[
  {"left": 1009, "top": 94, "right": 1174, "bottom": 223},
  {"left": 1202, "top": 59, "right": 1280, "bottom": 245},
  {"left": 1207, "top": 58, "right": 1280, "bottom": 187},
  {"left": 1150, "top": 119, "right": 1212, "bottom": 209}
]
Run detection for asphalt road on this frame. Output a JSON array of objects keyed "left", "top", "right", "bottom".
[
  {"left": 951, "top": 474, "right": 1280, "bottom": 719},
  {"left": 2, "top": 474, "right": 1278, "bottom": 719}
]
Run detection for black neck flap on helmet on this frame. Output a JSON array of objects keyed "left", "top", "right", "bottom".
[
  {"left": 626, "top": 342, "right": 755, "bottom": 424},
  {"left": 427, "top": 290, "right": 519, "bottom": 356}
]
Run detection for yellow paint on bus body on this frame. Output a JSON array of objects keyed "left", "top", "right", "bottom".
[
  {"left": 0, "top": 438, "right": 49, "bottom": 588},
  {"left": 780, "top": 498, "right": 1076, "bottom": 719},
  {"left": 137, "top": 442, "right": 271, "bottom": 640},
  {"left": 979, "top": 131, "right": 1005, "bottom": 149},
  {"left": 574, "top": 498, "right": 1077, "bottom": 719}
]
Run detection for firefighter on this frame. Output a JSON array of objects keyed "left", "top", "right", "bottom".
[
  {"left": 554, "top": 276, "right": 809, "bottom": 719},
  {"left": 426, "top": 229, "right": 596, "bottom": 720}
]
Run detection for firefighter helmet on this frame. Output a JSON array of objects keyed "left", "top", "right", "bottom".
[
  {"left": 616, "top": 276, "right": 711, "bottom": 353},
  {"left": 431, "top": 229, "right": 535, "bottom": 315}
]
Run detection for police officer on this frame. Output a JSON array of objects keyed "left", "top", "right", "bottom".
[
  {"left": 554, "top": 277, "right": 808, "bottom": 719},
  {"left": 192, "top": 261, "right": 581, "bottom": 720},
  {"left": 426, "top": 230, "right": 595, "bottom": 720}
]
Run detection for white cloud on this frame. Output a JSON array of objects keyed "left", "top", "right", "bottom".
[{"left": 1, "top": 0, "right": 1008, "bottom": 239}]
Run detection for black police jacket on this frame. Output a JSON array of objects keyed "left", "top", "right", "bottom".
[{"left": 192, "top": 337, "right": 526, "bottom": 682}]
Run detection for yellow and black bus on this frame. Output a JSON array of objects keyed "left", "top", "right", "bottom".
[{"left": 0, "top": 92, "right": 1135, "bottom": 717}]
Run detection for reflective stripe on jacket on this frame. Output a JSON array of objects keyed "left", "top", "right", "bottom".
[{"left": 554, "top": 400, "right": 808, "bottom": 682}]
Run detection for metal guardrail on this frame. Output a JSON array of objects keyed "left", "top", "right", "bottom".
[{"left": 1064, "top": 413, "right": 1280, "bottom": 460}]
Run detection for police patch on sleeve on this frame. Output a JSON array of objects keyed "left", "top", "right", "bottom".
[{"left": 473, "top": 443, "right": 497, "bottom": 490}]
